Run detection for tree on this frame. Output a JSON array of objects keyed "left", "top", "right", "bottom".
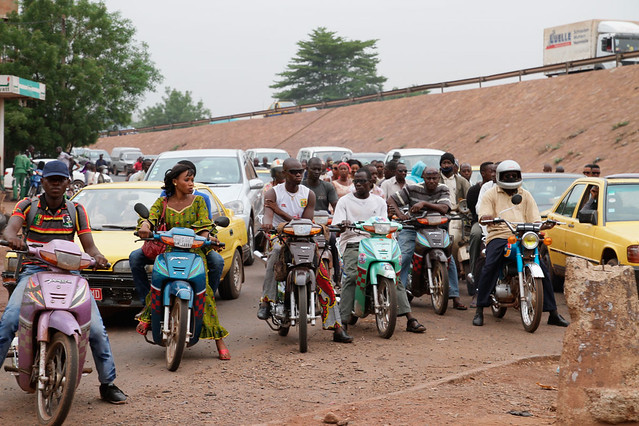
[
  {"left": 136, "top": 87, "right": 212, "bottom": 127},
  {"left": 0, "top": 0, "right": 161, "bottom": 155},
  {"left": 271, "top": 27, "right": 387, "bottom": 105}
]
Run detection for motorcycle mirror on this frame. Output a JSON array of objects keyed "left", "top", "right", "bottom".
[
  {"left": 134, "top": 203, "right": 150, "bottom": 219},
  {"left": 214, "top": 216, "right": 230, "bottom": 228},
  {"left": 458, "top": 199, "right": 469, "bottom": 214},
  {"left": 511, "top": 194, "right": 523, "bottom": 205}
]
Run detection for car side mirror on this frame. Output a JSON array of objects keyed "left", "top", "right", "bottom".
[
  {"left": 249, "top": 178, "right": 264, "bottom": 190},
  {"left": 214, "top": 216, "right": 230, "bottom": 228},
  {"left": 578, "top": 209, "right": 597, "bottom": 225}
]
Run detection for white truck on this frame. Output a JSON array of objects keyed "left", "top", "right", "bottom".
[{"left": 543, "top": 19, "right": 639, "bottom": 74}]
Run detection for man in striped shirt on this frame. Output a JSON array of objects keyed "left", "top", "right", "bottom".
[
  {"left": 0, "top": 160, "right": 127, "bottom": 404},
  {"left": 387, "top": 167, "right": 466, "bottom": 310}
]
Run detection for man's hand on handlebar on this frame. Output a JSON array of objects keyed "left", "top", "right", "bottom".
[
  {"left": 7, "top": 236, "right": 26, "bottom": 251},
  {"left": 137, "top": 221, "right": 152, "bottom": 239},
  {"left": 480, "top": 215, "right": 495, "bottom": 225},
  {"left": 261, "top": 223, "right": 273, "bottom": 233},
  {"left": 409, "top": 201, "right": 426, "bottom": 215}
]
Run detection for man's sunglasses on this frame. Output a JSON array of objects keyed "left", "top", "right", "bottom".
[
  {"left": 287, "top": 169, "right": 304, "bottom": 175},
  {"left": 353, "top": 179, "right": 368, "bottom": 184}
]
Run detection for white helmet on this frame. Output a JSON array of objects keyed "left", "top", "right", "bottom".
[{"left": 496, "top": 160, "right": 522, "bottom": 190}]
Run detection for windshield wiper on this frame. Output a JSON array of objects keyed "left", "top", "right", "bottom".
[{"left": 98, "top": 224, "right": 137, "bottom": 230}]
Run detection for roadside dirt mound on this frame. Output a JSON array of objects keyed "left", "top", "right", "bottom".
[{"left": 94, "top": 65, "right": 639, "bottom": 174}]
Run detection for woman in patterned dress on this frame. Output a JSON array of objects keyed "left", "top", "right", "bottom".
[{"left": 136, "top": 163, "right": 230, "bottom": 360}]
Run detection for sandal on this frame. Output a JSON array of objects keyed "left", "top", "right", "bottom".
[
  {"left": 406, "top": 318, "right": 426, "bottom": 333},
  {"left": 453, "top": 300, "right": 468, "bottom": 310},
  {"left": 218, "top": 349, "right": 231, "bottom": 360},
  {"left": 136, "top": 321, "right": 150, "bottom": 336}
]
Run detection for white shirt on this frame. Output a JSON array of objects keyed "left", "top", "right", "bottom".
[
  {"left": 272, "top": 183, "right": 310, "bottom": 227},
  {"left": 442, "top": 173, "right": 458, "bottom": 210},
  {"left": 380, "top": 177, "right": 406, "bottom": 200},
  {"left": 476, "top": 181, "right": 496, "bottom": 214},
  {"left": 129, "top": 170, "right": 146, "bottom": 182},
  {"left": 332, "top": 192, "right": 388, "bottom": 253}
]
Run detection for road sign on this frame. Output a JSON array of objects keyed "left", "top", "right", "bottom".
[{"left": 0, "top": 75, "right": 46, "bottom": 100}]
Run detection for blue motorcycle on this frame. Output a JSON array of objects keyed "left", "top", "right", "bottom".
[
  {"left": 134, "top": 203, "right": 228, "bottom": 371},
  {"left": 27, "top": 169, "right": 43, "bottom": 198}
]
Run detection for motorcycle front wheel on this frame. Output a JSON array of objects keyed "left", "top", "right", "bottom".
[
  {"left": 375, "top": 277, "right": 397, "bottom": 339},
  {"left": 166, "top": 298, "right": 188, "bottom": 371},
  {"left": 520, "top": 266, "right": 543, "bottom": 333},
  {"left": 37, "top": 332, "right": 79, "bottom": 426},
  {"left": 430, "top": 261, "right": 449, "bottom": 315},
  {"left": 296, "top": 285, "right": 308, "bottom": 353}
]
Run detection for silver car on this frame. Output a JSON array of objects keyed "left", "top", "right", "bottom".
[{"left": 145, "top": 149, "right": 264, "bottom": 265}]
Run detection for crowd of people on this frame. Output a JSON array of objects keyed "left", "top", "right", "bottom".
[{"left": 0, "top": 151, "right": 595, "bottom": 407}]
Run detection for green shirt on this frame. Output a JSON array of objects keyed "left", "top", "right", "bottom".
[{"left": 13, "top": 154, "right": 32, "bottom": 174}]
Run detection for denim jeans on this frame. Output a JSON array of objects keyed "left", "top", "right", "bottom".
[
  {"left": 130, "top": 248, "right": 225, "bottom": 302},
  {"left": 0, "top": 265, "right": 116, "bottom": 384},
  {"left": 397, "top": 228, "right": 460, "bottom": 298}
]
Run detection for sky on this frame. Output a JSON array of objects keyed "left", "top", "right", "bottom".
[{"left": 102, "top": 0, "right": 639, "bottom": 119}]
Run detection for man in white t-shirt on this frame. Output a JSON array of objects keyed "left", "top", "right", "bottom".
[
  {"left": 333, "top": 168, "right": 426, "bottom": 334},
  {"left": 257, "top": 158, "right": 352, "bottom": 343}
]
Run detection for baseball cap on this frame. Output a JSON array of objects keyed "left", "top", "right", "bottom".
[{"left": 42, "top": 160, "right": 70, "bottom": 178}]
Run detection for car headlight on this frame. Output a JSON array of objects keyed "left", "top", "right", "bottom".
[
  {"left": 224, "top": 200, "right": 244, "bottom": 215},
  {"left": 112, "top": 260, "right": 131, "bottom": 273},
  {"left": 521, "top": 232, "right": 539, "bottom": 250}
]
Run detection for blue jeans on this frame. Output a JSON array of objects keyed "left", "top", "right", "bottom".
[
  {"left": 397, "top": 228, "right": 460, "bottom": 298},
  {"left": 130, "top": 248, "right": 225, "bottom": 302},
  {"left": 0, "top": 265, "right": 116, "bottom": 384}
]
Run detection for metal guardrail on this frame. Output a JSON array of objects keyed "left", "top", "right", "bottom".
[{"left": 102, "top": 50, "right": 639, "bottom": 137}]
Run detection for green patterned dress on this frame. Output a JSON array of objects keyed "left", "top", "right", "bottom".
[{"left": 138, "top": 195, "right": 228, "bottom": 340}]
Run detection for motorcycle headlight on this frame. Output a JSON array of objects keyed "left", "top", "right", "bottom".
[
  {"left": 521, "top": 232, "right": 539, "bottom": 250},
  {"left": 224, "top": 200, "right": 244, "bottom": 215},
  {"left": 112, "top": 260, "right": 131, "bottom": 273}
]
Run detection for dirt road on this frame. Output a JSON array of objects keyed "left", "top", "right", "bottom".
[{"left": 0, "top": 250, "right": 568, "bottom": 425}]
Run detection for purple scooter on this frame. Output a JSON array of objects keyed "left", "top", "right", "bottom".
[{"left": 2, "top": 239, "right": 96, "bottom": 425}]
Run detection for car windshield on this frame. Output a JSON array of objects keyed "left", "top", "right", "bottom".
[
  {"left": 73, "top": 188, "right": 161, "bottom": 230},
  {"left": 123, "top": 152, "right": 140, "bottom": 161},
  {"left": 315, "top": 150, "right": 351, "bottom": 162},
  {"left": 256, "top": 170, "right": 272, "bottom": 184},
  {"left": 522, "top": 176, "right": 578, "bottom": 212},
  {"left": 351, "top": 153, "right": 384, "bottom": 165},
  {"left": 605, "top": 183, "right": 639, "bottom": 222},
  {"left": 256, "top": 152, "right": 289, "bottom": 163},
  {"left": 615, "top": 37, "right": 639, "bottom": 52},
  {"left": 146, "top": 156, "right": 242, "bottom": 184},
  {"left": 396, "top": 154, "right": 442, "bottom": 171}
]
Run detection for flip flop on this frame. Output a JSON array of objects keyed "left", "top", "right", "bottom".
[
  {"left": 218, "top": 348, "right": 231, "bottom": 360},
  {"left": 453, "top": 302, "right": 468, "bottom": 310},
  {"left": 136, "top": 321, "right": 150, "bottom": 336}
]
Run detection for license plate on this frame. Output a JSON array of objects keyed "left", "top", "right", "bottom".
[
  {"left": 91, "top": 288, "right": 103, "bottom": 301},
  {"left": 173, "top": 235, "right": 194, "bottom": 248}
]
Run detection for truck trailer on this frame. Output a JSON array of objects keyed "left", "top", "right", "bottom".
[{"left": 543, "top": 19, "right": 639, "bottom": 74}]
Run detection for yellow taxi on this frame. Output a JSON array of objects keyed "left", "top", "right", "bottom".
[
  {"left": 3, "top": 181, "right": 247, "bottom": 309},
  {"left": 542, "top": 175, "right": 639, "bottom": 291}
]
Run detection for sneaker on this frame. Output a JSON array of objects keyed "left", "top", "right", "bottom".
[{"left": 100, "top": 383, "right": 127, "bottom": 404}]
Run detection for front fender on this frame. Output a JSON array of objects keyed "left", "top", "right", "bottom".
[
  {"left": 425, "top": 249, "right": 448, "bottom": 268},
  {"left": 163, "top": 280, "right": 194, "bottom": 306},
  {"left": 368, "top": 262, "right": 397, "bottom": 285},
  {"left": 290, "top": 268, "right": 315, "bottom": 290},
  {"left": 37, "top": 310, "right": 80, "bottom": 341},
  {"left": 525, "top": 262, "right": 544, "bottom": 278}
]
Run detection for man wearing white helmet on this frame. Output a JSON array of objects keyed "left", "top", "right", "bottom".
[{"left": 472, "top": 160, "right": 569, "bottom": 327}]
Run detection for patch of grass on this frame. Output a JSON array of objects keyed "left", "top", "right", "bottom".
[
  {"left": 377, "top": 137, "right": 384, "bottom": 142},
  {"left": 399, "top": 143, "right": 406, "bottom": 149},
  {"left": 554, "top": 157, "right": 563, "bottom": 164},
  {"left": 614, "top": 135, "right": 624, "bottom": 144},
  {"left": 567, "top": 129, "right": 586, "bottom": 139},
  {"left": 475, "top": 134, "right": 488, "bottom": 143},
  {"left": 593, "top": 157, "right": 602, "bottom": 164},
  {"left": 612, "top": 121, "right": 629, "bottom": 130},
  {"left": 170, "top": 145, "right": 180, "bottom": 151}
]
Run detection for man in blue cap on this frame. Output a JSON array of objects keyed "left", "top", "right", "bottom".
[{"left": 0, "top": 160, "right": 127, "bottom": 404}]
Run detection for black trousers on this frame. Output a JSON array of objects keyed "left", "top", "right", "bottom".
[{"left": 476, "top": 238, "right": 557, "bottom": 311}]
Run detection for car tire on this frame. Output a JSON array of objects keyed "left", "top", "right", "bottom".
[
  {"left": 243, "top": 217, "right": 255, "bottom": 266},
  {"left": 218, "top": 250, "right": 243, "bottom": 300}
]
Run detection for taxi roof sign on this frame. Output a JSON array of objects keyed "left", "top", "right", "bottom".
[{"left": 0, "top": 75, "right": 46, "bottom": 100}]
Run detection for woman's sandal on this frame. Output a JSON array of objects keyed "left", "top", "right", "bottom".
[
  {"left": 406, "top": 318, "right": 426, "bottom": 333},
  {"left": 218, "top": 349, "right": 231, "bottom": 360},
  {"left": 453, "top": 300, "right": 468, "bottom": 310},
  {"left": 136, "top": 321, "right": 151, "bottom": 336}
]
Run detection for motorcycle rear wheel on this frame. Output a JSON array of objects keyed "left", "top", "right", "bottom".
[
  {"left": 375, "top": 277, "right": 397, "bottom": 339},
  {"left": 430, "top": 261, "right": 449, "bottom": 315},
  {"left": 37, "top": 332, "right": 79, "bottom": 426},
  {"left": 520, "top": 267, "right": 543, "bottom": 333},
  {"left": 166, "top": 298, "right": 188, "bottom": 371},
  {"left": 296, "top": 285, "right": 308, "bottom": 353}
]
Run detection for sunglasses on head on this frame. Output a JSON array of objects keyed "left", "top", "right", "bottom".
[{"left": 287, "top": 169, "right": 304, "bottom": 175}]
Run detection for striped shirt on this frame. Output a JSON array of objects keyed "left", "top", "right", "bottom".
[
  {"left": 390, "top": 183, "right": 452, "bottom": 212},
  {"left": 13, "top": 196, "right": 91, "bottom": 244}
]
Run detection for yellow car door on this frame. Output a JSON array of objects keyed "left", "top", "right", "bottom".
[
  {"left": 547, "top": 183, "right": 588, "bottom": 269},
  {"left": 564, "top": 183, "right": 600, "bottom": 264}
]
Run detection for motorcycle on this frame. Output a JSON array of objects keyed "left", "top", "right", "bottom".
[
  {"left": 480, "top": 195, "right": 560, "bottom": 333},
  {"left": 402, "top": 211, "right": 453, "bottom": 315},
  {"left": 263, "top": 218, "right": 325, "bottom": 353},
  {"left": 454, "top": 200, "right": 473, "bottom": 285},
  {"left": 1, "top": 239, "right": 98, "bottom": 425},
  {"left": 338, "top": 216, "right": 402, "bottom": 339},
  {"left": 27, "top": 169, "right": 43, "bottom": 199},
  {"left": 134, "top": 203, "right": 228, "bottom": 371}
]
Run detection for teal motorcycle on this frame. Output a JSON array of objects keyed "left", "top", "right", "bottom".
[{"left": 338, "top": 216, "right": 403, "bottom": 339}]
